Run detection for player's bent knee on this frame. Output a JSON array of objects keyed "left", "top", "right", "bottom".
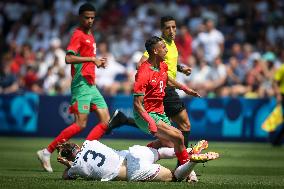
[{"left": 75, "top": 121, "right": 87, "bottom": 129}]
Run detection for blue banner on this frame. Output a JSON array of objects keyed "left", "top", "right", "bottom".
[
  {"left": 0, "top": 93, "right": 276, "bottom": 141},
  {"left": 0, "top": 93, "right": 39, "bottom": 133}
]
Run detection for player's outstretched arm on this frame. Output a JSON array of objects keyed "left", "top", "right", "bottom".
[
  {"left": 65, "top": 53, "right": 107, "bottom": 68},
  {"left": 167, "top": 77, "right": 201, "bottom": 97}
]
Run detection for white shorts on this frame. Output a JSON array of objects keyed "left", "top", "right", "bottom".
[{"left": 126, "top": 145, "right": 161, "bottom": 181}]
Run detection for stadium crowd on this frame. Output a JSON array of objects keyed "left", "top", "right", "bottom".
[{"left": 0, "top": 0, "right": 283, "bottom": 98}]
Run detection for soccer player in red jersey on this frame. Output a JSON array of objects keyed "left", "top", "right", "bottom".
[
  {"left": 133, "top": 36, "right": 200, "bottom": 166},
  {"left": 36, "top": 3, "right": 121, "bottom": 172}
]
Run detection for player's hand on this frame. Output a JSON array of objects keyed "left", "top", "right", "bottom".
[
  {"left": 182, "top": 66, "right": 191, "bottom": 76},
  {"left": 99, "top": 57, "right": 107, "bottom": 68},
  {"left": 57, "top": 156, "right": 72, "bottom": 168},
  {"left": 93, "top": 57, "right": 107, "bottom": 68},
  {"left": 184, "top": 88, "right": 201, "bottom": 97}
]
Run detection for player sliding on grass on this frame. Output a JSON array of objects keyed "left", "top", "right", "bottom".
[
  {"left": 57, "top": 139, "right": 218, "bottom": 182},
  {"left": 133, "top": 36, "right": 201, "bottom": 168}
]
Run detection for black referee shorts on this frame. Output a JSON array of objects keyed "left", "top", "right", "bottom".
[{"left": 163, "top": 86, "right": 186, "bottom": 118}]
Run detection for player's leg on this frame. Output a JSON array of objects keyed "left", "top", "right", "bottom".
[
  {"left": 37, "top": 85, "right": 92, "bottom": 172},
  {"left": 157, "top": 140, "right": 208, "bottom": 160},
  {"left": 163, "top": 86, "right": 194, "bottom": 179},
  {"left": 86, "top": 108, "right": 110, "bottom": 140},
  {"left": 174, "top": 152, "right": 220, "bottom": 181},
  {"left": 46, "top": 112, "right": 88, "bottom": 153},
  {"left": 85, "top": 86, "right": 111, "bottom": 140},
  {"left": 170, "top": 109, "right": 191, "bottom": 148},
  {"left": 155, "top": 120, "right": 189, "bottom": 165},
  {"left": 106, "top": 110, "right": 138, "bottom": 134},
  {"left": 133, "top": 111, "right": 189, "bottom": 165},
  {"left": 164, "top": 86, "right": 191, "bottom": 148},
  {"left": 126, "top": 145, "right": 173, "bottom": 182},
  {"left": 37, "top": 114, "right": 87, "bottom": 173},
  {"left": 147, "top": 138, "right": 174, "bottom": 149}
]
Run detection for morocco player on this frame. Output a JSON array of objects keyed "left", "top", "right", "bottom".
[
  {"left": 37, "top": 3, "right": 118, "bottom": 172},
  {"left": 133, "top": 36, "right": 200, "bottom": 166}
]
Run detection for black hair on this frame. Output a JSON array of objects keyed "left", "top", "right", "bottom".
[
  {"left": 160, "top": 16, "right": 175, "bottom": 28},
  {"left": 79, "top": 3, "right": 96, "bottom": 15},
  {"left": 145, "top": 36, "right": 163, "bottom": 54},
  {"left": 57, "top": 142, "right": 79, "bottom": 161}
]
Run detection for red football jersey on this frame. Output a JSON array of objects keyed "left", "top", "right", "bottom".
[
  {"left": 67, "top": 27, "right": 96, "bottom": 85},
  {"left": 133, "top": 61, "right": 168, "bottom": 113}
]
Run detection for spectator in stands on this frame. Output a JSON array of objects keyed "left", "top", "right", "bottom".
[
  {"left": 0, "top": 54, "right": 19, "bottom": 94},
  {"left": 206, "top": 56, "right": 227, "bottom": 97},
  {"left": 193, "top": 18, "right": 224, "bottom": 65},
  {"left": 175, "top": 24, "right": 192, "bottom": 66},
  {"left": 96, "top": 41, "right": 126, "bottom": 95},
  {"left": 223, "top": 56, "right": 248, "bottom": 97},
  {"left": 185, "top": 56, "right": 211, "bottom": 97},
  {"left": 0, "top": 0, "right": 283, "bottom": 98}
]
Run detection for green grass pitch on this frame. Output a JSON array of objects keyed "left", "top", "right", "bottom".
[{"left": 0, "top": 137, "right": 283, "bottom": 189}]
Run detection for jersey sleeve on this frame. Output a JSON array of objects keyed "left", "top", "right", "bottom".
[
  {"left": 66, "top": 32, "right": 81, "bottom": 55},
  {"left": 133, "top": 66, "right": 149, "bottom": 96}
]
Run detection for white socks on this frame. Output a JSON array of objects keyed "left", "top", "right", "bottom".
[
  {"left": 174, "top": 161, "right": 197, "bottom": 181},
  {"left": 157, "top": 147, "right": 176, "bottom": 159},
  {"left": 157, "top": 147, "right": 193, "bottom": 159}
]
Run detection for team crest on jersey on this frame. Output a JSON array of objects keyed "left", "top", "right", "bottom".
[{"left": 83, "top": 105, "right": 89, "bottom": 110}]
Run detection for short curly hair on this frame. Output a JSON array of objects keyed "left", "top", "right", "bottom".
[{"left": 79, "top": 3, "right": 96, "bottom": 15}]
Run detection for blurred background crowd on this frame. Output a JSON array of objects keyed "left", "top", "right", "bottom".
[{"left": 0, "top": 0, "right": 283, "bottom": 98}]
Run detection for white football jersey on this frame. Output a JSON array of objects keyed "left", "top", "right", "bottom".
[{"left": 68, "top": 140, "right": 127, "bottom": 181}]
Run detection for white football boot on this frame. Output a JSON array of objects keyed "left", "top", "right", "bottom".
[{"left": 37, "top": 148, "right": 53, "bottom": 172}]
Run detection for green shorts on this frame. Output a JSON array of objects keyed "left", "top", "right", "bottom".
[
  {"left": 133, "top": 111, "right": 171, "bottom": 134},
  {"left": 69, "top": 83, "right": 107, "bottom": 114}
]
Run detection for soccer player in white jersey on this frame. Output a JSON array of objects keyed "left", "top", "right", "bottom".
[{"left": 57, "top": 140, "right": 219, "bottom": 182}]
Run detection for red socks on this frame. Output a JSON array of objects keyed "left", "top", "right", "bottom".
[
  {"left": 47, "top": 123, "right": 82, "bottom": 153},
  {"left": 86, "top": 123, "right": 108, "bottom": 141},
  {"left": 175, "top": 148, "right": 189, "bottom": 165},
  {"left": 47, "top": 122, "right": 108, "bottom": 153}
]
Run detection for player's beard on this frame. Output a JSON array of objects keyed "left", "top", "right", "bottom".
[{"left": 87, "top": 23, "right": 93, "bottom": 30}]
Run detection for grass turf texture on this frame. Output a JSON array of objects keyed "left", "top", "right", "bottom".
[{"left": 0, "top": 137, "right": 283, "bottom": 189}]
